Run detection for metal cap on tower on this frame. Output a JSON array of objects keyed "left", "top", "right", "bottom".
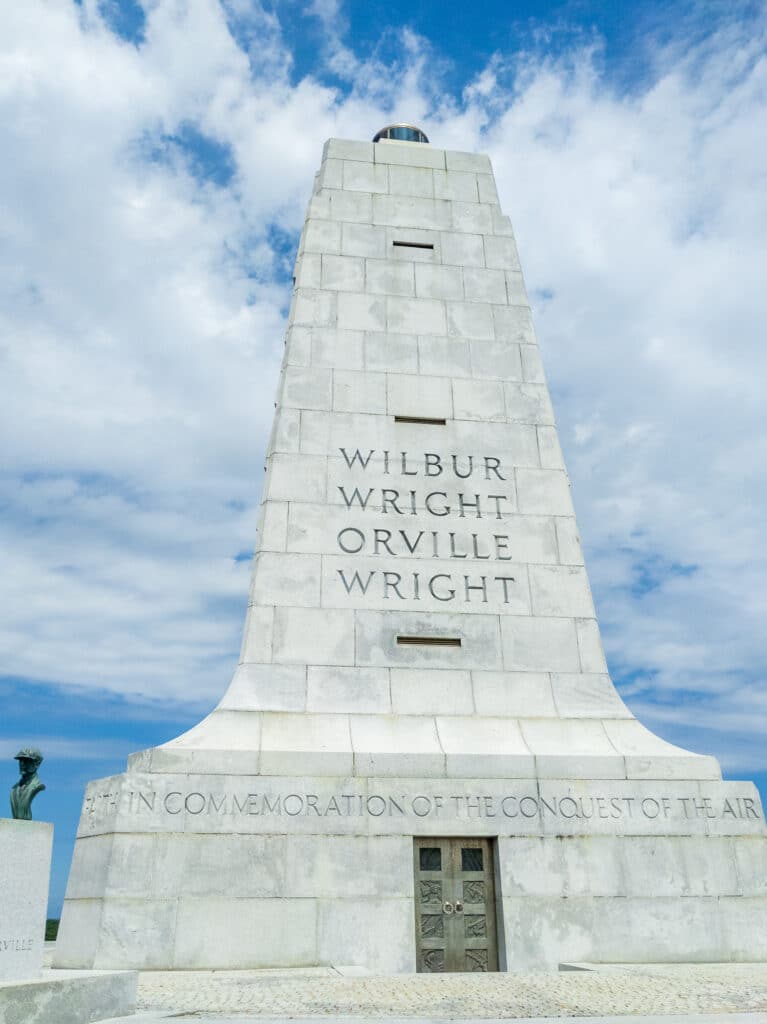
[{"left": 372, "top": 124, "right": 429, "bottom": 144}]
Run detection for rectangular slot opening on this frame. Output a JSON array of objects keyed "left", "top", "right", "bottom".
[
  {"left": 397, "top": 635, "right": 462, "bottom": 647},
  {"left": 394, "top": 415, "right": 447, "bottom": 426},
  {"left": 393, "top": 240, "right": 434, "bottom": 250}
]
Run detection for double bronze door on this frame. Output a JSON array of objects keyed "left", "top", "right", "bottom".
[{"left": 414, "top": 837, "right": 498, "bottom": 973}]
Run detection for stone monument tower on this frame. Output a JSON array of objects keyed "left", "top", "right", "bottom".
[{"left": 55, "top": 126, "right": 767, "bottom": 973}]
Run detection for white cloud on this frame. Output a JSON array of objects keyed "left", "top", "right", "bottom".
[
  {"left": 489, "top": 19, "right": 767, "bottom": 770},
  {"left": 2, "top": 2, "right": 767, "bottom": 770},
  {"left": 0, "top": 736, "right": 134, "bottom": 762}
]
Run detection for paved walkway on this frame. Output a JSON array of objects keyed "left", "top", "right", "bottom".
[
  {"left": 99, "top": 963, "right": 767, "bottom": 1021},
  {"left": 103, "top": 1015, "right": 767, "bottom": 1024}
]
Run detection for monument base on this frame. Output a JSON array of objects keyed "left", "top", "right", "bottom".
[
  {"left": 0, "top": 819, "right": 52, "bottom": 982},
  {"left": 0, "top": 968, "right": 137, "bottom": 1024},
  {"left": 54, "top": 769, "right": 767, "bottom": 972}
]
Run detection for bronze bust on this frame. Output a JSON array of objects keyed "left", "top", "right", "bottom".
[{"left": 10, "top": 747, "right": 45, "bottom": 820}]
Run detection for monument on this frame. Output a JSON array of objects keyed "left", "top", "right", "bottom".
[
  {"left": 55, "top": 126, "right": 767, "bottom": 973},
  {"left": 1, "top": 748, "right": 50, "bottom": 984},
  {"left": 1, "top": 752, "right": 138, "bottom": 1023},
  {"left": 1, "top": 748, "right": 50, "bottom": 983}
]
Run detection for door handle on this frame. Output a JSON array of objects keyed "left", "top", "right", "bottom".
[
  {"left": 455, "top": 901, "right": 464, "bottom": 913},
  {"left": 443, "top": 901, "right": 454, "bottom": 914}
]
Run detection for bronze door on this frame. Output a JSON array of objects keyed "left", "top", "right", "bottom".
[{"left": 414, "top": 837, "right": 498, "bottom": 972}]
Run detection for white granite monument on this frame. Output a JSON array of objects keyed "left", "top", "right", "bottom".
[{"left": 55, "top": 126, "right": 767, "bottom": 973}]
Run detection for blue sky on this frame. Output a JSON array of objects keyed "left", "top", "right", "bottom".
[{"left": 2, "top": 0, "right": 767, "bottom": 915}]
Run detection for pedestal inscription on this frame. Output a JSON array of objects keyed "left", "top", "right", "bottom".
[{"left": 0, "top": 819, "right": 52, "bottom": 981}]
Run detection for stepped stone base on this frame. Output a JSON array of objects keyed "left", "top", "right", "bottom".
[
  {"left": 0, "top": 968, "right": 136, "bottom": 1024},
  {"left": 54, "top": 769, "right": 767, "bottom": 971}
]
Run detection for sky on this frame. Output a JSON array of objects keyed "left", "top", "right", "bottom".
[{"left": 2, "top": 0, "right": 767, "bottom": 916}]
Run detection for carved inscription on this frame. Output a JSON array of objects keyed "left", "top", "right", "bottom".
[
  {"left": 334, "top": 448, "right": 518, "bottom": 607},
  {"left": 0, "top": 938, "right": 33, "bottom": 953},
  {"left": 87, "top": 788, "right": 762, "bottom": 822},
  {"left": 83, "top": 791, "right": 119, "bottom": 816}
]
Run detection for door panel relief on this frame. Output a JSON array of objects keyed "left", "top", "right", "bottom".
[{"left": 414, "top": 837, "right": 498, "bottom": 972}]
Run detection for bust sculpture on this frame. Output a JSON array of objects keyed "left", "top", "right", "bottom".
[{"left": 10, "top": 748, "right": 45, "bottom": 820}]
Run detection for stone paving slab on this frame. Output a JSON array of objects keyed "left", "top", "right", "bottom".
[
  {"left": 123, "top": 964, "right": 767, "bottom": 1019},
  {"left": 0, "top": 968, "right": 136, "bottom": 1024},
  {"left": 101, "top": 1015, "right": 767, "bottom": 1024}
]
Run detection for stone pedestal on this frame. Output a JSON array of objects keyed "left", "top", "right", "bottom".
[
  {"left": 0, "top": 819, "right": 52, "bottom": 982},
  {"left": 54, "top": 771, "right": 767, "bottom": 971}
]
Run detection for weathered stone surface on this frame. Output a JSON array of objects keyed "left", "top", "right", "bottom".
[
  {"left": 0, "top": 819, "right": 52, "bottom": 981},
  {"left": 70, "top": 774, "right": 764, "bottom": 841},
  {"left": 0, "top": 969, "right": 136, "bottom": 1024}
]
